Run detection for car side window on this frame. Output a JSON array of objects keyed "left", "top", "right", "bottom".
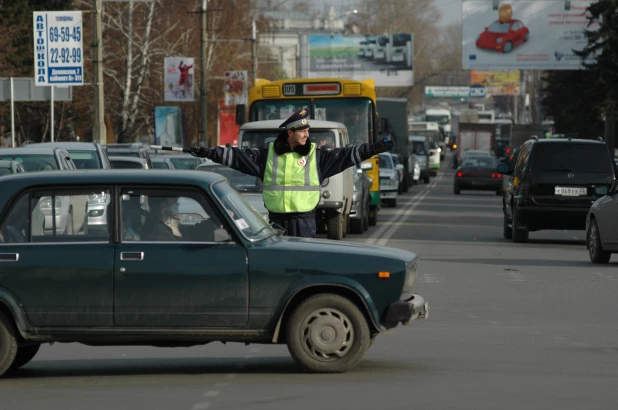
[
  {"left": 121, "top": 188, "right": 224, "bottom": 243},
  {"left": 0, "top": 189, "right": 110, "bottom": 243}
]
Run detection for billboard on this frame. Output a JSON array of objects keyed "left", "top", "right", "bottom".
[
  {"left": 462, "top": 0, "right": 600, "bottom": 69},
  {"left": 224, "top": 70, "right": 247, "bottom": 106},
  {"left": 164, "top": 57, "right": 194, "bottom": 101},
  {"left": 154, "top": 106, "right": 184, "bottom": 147},
  {"left": 470, "top": 70, "right": 521, "bottom": 95},
  {"left": 308, "top": 33, "right": 413, "bottom": 87}
]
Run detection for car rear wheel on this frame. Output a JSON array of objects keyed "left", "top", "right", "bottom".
[
  {"left": 512, "top": 211, "right": 529, "bottom": 243},
  {"left": 10, "top": 344, "right": 41, "bottom": 370},
  {"left": 368, "top": 208, "right": 377, "bottom": 226},
  {"left": 286, "top": 294, "right": 370, "bottom": 373},
  {"left": 587, "top": 218, "right": 611, "bottom": 264},
  {"left": 0, "top": 312, "right": 18, "bottom": 377},
  {"left": 503, "top": 214, "right": 512, "bottom": 239}
]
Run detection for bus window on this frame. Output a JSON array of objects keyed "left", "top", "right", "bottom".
[
  {"left": 313, "top": 98, "right": 374, "bottom": 145},
  {"left": 250, "top": 100, "right": 310, "bottom": 121}
]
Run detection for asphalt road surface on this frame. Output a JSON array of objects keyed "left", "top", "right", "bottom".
[{"left": 2, "top": 152, "right": 617, "bottom": 410}]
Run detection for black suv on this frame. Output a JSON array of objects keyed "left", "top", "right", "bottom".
[{"left": 497, "top": 137, "right": 617, "bottom": 243}]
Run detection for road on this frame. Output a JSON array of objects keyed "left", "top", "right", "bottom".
[{"left": 2, "top": 153, "right": 618, "bottom": 410}]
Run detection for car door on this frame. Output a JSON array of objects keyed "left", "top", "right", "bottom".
[
  {"left": 0, "top": 188, "right": 114, "bottom": 327},
  {"left": 595, "top": 190, "right": 618, "bottom": 250},
  {"left": 113, "top": 187, "right": 249, "bottom": 327}
]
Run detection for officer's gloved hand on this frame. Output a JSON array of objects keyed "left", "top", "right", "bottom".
[
  {"left": 373, "top": 138, "right": 395, "bottom": 154},
  {"left": 189, "top": 147, "right": 211, "bottom": 158}
]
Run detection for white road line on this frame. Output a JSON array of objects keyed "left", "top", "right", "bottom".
[
  {"left": 364, "top": 191, "right": 426, "bottom": 245},
  {"left": 594, "top": 272, "right": 616, "bottom": 281},
  {"left": 192, "top": 403, "right": 210, "bottom": 410},
  {"left": 204, "top": 391, "right": 220, "bottom": 398}
]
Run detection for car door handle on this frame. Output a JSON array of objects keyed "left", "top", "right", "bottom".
[
  {"left": 0, "top": 253, "right": 19, "bottom": 262},
  {"left": 120, "top": 252, "right": 144, "bottom": 261}
]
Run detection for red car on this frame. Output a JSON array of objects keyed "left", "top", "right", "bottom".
[{"left": 476, "top": 19, "right": 529, "bottom": 53}]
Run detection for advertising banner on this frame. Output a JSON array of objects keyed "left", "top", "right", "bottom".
[
  {"left": 224, "top": 71, "right": 247, "bottom": 106},
  {"left": 154, "top": 106, "right": 184, "bottom": 147},
  {"left": 462, "top": 0, "right": 599, "bottom": 69},
  {"left": 218, "top": 99, "right": 240, "bottom": 147},
  {"left": 470, "top": 70, "right": 521, "bottom": 95},
  {"left": 164, "top": 57, "right": 194, "bottom": 101},
  {"left": 33, "top": 11, "right": 84, "bottom": 86},
  {"left": 308, "top": 33, "right": 413, "bottom": 87},
  {"left": 425, "top": 86, "right": 473, "bottom": 98}
]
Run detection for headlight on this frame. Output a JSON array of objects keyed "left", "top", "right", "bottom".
[
  {"left": 40, "top": 197, "right": 62, "bottom": 209},
  {"left": 390, "top": 177, "right": 396, "bottom": 186},
  {"left": 497, "top": 38, "right": 503, "bottom": 44},
  {"left": 404, "top": 262, "right": 417, "bottom": 293}
]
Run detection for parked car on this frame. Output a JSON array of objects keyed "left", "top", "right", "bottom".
[
  {"left": 151, "top": 156, "right": 176, "bottom": 169},
  {"left": 157, "top": 153, "right": 205, "bottom": 170},
  {"left": 196, "top": 163, "right": 268, "bottom": 220},
  {"left": 498, "top": 137, "right": 617, "bottom": 242},
  {"left": 379, "top": 152, "right": 399, "bottom": 207},
  {"left": 0, "top": 170, "right": 428, "bottom": 375},
  {"left": 0, "top": 147, "right": 86, "bottom": 235},
  {"left": 104, "top": 142, "right": 152, "bottom": 168},
  {"left": 0, "top": 160, "right": 26, "bottom": 176},
  {"left": 586, "top": 185, "right": 618, "bottom": 263},
  {"left": 349, "top": 162, "right": 372, "bottom": 234},
  {"left": 454, "top": 156, "right": 502, "bottom": 195},
  {"left": 476, "top": 19, "right": 529, "bottom": 53},
  {"left": 109, "top": 156, "right": 151, "bottom": 169}
]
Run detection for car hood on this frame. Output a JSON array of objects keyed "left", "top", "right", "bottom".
[
  {"left": 480, "top": 31, "right": 506, "bottom": 40},
  {"left": 380, "top": 169, "right": 397, "bottom": 178}
]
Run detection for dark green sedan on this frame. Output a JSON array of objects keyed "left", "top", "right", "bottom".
[{"left": 0, "top": 170, "right": 428, "bottom": 375}]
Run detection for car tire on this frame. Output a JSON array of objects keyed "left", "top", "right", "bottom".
[
  {"left": 524, "top": 32, "right": 529, "bottom": 42},
  {"left": 327, "top": 214, "right": 344, "bottom": 240},
  {"left": 503, "top": 41, "right": 513, "bottom": 53},
  {"left": 512, "top": 210, "right": 529, "bottom": 243},
  {"left": 362, "top": 203, "right": 369, "bottom": 231},
  {"left": 587, "top": 218, "right": 611, "bottom": 264},
  {"left": 503, "top": 214, "right": 512, "bottom": 239},
  {"left": 453, "top": 186, "right": 460, "bottom": 195},
  {"left": 368, "top": 208, "right": 377, "bottom": 226},
  {"left": 286, "top": 294, "right": 371, "bottom": 373},
  {"left": 10, "top": 344, "right": 40, "bottom": 370},
  {"left": 0, "top": 311, "right": 18, "bottom": 377}
]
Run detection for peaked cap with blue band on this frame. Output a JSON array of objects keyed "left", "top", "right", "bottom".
[{"left": 279, "top": 108, "right": 311, "bottom": 130}]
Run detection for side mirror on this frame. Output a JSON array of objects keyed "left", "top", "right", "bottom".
[
  {"left": 360, "top": 161, "right": 374, "bottom": 171},
  {"left": 395, "top": 164, "right": 404, "bottom": 170},
  {"left": 235, "top": 104, "right": 246, "bottom": 126},
  {"left": 496, "top": 163, "right": 510, "bottom": 175},
  {"left": 214, "top": 227, "right": 233, "bottom": 242},
  {"left": 594, "top": 186, "right": 609, "bottom": 196}
]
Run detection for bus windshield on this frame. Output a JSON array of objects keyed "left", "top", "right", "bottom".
[
  {"left": 250, "top": 98, "right": 374, "bottom": 144},
  {"left": 425, "top": 115, "right": 450, "bottom": 125}
]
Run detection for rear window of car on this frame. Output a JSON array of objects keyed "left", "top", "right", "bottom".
[
  {"left": 68, "top": 150, "right": 101, "bottom": 169},
  {"left": 0, "top": 155, "right": 58, "bottom": 172},
  {"left": 111, "top": 160, "right": 145, "bottom": 169},
  {"left": 152, "top": 161, "right": 170, "bottom": 169},
  {"left": 531, "top": 143, "right": 614, "bottom": 174}
]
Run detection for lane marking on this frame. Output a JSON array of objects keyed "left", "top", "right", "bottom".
[
  {"left": 204, "top": 391, "right": 220, "bottom": 398},
  {"left": 192, "top": 403, "right": 210, "bottom": 410}
]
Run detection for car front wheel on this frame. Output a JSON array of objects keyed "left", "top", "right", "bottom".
[
  {"left": 286, "top": 294, "right": 371, "bottom": 373},
  {"left": 0, "top": 312, "right": 18, "bottom": 377},
  {"left": 587, "top": 218, "right": 611, "bottom": 264}
]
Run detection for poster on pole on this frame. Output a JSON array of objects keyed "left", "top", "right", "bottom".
[
  {"left": 307, "top": 33, "right": 413, "bottom": 87},
  {"left": 33, "top": 11, "right": 84, "bottom": 86},
  {"left": 154, "top": 106, "right": 184, "bottom": 147},
  {"left": 224, "top": 71, "right": 247, "bottom": 106},
  {"left": 164, "top": 57, "right": 194, "bottom": 102},
  {"left": 470, "top": 70, "right": 521, "bottom": 95},
  {"left": 462, "top": 0, "right": 600, "bottom": 70}
]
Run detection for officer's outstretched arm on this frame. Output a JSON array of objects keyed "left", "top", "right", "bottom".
[
  {"left": 318, "top": 139, "right": 394, "bottom": 179},
  {"left": 190, "top": 146, "right": 264, "bottom": 177}
]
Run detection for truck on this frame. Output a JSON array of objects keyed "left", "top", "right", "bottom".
[
  {"left": 453, "top": 122, "right": 496, "bottom": 168},
  {"left": 376, "top": 97, "right": 411, "bottom": 192}
]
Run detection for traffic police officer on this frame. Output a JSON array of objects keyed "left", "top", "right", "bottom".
[{"left": 190, "top": 108, "right": 394, "bottom": 238}]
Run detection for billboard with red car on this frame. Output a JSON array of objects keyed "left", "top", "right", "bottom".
[{"left": 462, "top": 0, "right": 600, "bottom": 69}]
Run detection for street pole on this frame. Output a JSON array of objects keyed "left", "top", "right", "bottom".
[
  {"left": 199, "top": 0, "right": 208, "bottom": 147},
  {"left": 251, "top": 18, "right": 257, "bottom": 87},
  {"left": 93, "top": 0, "right": 106, "bottom": 144}
]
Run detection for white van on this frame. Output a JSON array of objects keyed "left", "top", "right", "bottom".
[{"left": 237, "top": 120, "right": 353, "bottom": 240}]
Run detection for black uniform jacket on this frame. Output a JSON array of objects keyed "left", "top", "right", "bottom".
[{"left": 205, "top": 132, "right": 377, "bottom": 183}]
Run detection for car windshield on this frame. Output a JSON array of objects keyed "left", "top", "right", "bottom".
[
  {"left": 204, "top": 165, "right": 263, "bottom": 192},
  {"left": 169, "top": 157, "right": 202, "bottom": 170},
  {"left": 411, "top": 141, "right": 427, "bottom": 155},
  {"left": 379, "top": 154, "right": 393, "bottom": 169},
  {"left": 68, "top": 150, "right": 101, "bottom": 169},
  {"left": 488, "top": 21, "right": 511, "bottom": 33},
  {"left": 0, "top": 155, "right": 58, "bottom": 172},
  {"left": 532, "top": 143, "right": 614, "bottom": 174},
  {"left": 211, "top": 180, "right": 274, "bottom": 241},
  {"left": 111, "top": 160, "right": 145, "bottom": 169}
]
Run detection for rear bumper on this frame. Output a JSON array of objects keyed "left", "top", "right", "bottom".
[
  {"left": 516, "top": 204, "right": 591, "bottom": 230},
  {"left": 384, "top": 293, "right": 429, "bottom": 325}
]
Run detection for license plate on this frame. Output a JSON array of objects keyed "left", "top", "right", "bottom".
[{"left": 555, "top": 186, "right": 587, "bottom": 196}]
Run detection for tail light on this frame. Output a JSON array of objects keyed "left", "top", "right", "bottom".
[
  {"left": 491, "top": 173, "right": 502, "bottom": 178},
  {"left": 456, "top": 171, "right": 463, "bottom": 177},
  {"left": 505, "top": 147, "right": 511, "bottom": 155},
  {"left": 519, "top": 179, "right": 531, "bottom": 196}
]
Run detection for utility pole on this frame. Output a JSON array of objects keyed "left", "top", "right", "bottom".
[
  {"left": 93, "top": 0, "right": 106, "bottom": 144},
  {"left": 199, "top": 0, "right": 209, "bottom": 147},
  {"left": 251, "top": 18, "right": 257, "bottom": 87}
]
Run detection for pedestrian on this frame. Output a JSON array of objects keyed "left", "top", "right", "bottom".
[{"left": 189, "top": 108, "right": 394, "bottom": 238}]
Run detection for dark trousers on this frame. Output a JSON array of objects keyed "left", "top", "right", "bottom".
[{"left": 268, "top": 211, "right": 316, "bottom": 238}]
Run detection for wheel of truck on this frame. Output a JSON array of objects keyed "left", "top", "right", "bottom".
[
  {"left": 503, "top": 214, "right": 512, "bottom": 239},
  {"left": 0, "top": 312, "right": 18, "bottom": 377},
  {"left": 368, "top": 208, "right": 377, "bottom": 226},
  {"left": 327, "top": 214, "right": 344, "bottom": 240},
  {"left": 10, "top": 344, "right": 41, "bottom": 370},
  {"left": 285, "top": 294, "right": 371, "bottom": 373}
]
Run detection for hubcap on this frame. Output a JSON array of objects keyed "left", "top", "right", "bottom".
[
  {"left": 300, "top": 308, "right": 354, "bottom": 361},
  {"left": 589, "top": 224, "right": 599, "bottom": 256}
]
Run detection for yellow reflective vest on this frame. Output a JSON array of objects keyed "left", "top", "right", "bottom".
[{"left": 262, "top": 142, "right": 321, "bottom": 213}]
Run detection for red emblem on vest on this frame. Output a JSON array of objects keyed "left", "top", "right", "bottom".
[{"left": 298, "top": 157, "right": 306, "bottom": 167}]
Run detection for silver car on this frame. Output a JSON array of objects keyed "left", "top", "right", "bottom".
[
  {"left": 586, "top": 185, "right": 618, "bottom": 264},
  {"left": 349, "top": 162, "right": 372, "bottom": 234}
]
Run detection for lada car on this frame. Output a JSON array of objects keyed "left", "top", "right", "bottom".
[{"left": 0, "top": 170, "right": 428, "bottom": 376}]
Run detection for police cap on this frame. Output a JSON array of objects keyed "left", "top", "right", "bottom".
[{"left": 279, "top": 108, "right": 311, "bottom": 130}]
